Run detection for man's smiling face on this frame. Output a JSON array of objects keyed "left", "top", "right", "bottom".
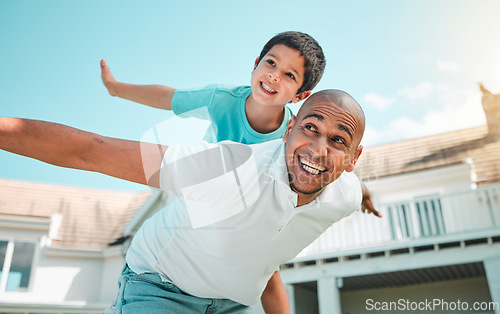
[{"left": 282, "top": 90, "right": 365, "bottom": 206}]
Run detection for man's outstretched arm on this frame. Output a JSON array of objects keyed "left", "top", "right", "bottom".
[{"left": 0, "top": 117, "right": 163, "bottom": 186}]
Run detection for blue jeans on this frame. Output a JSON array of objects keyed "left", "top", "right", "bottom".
[{"left": 110, "top": 264, "right": 250, "bottom": 314}]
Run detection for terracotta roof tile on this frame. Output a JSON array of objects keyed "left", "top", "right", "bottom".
[
  {"left": 0, "top": 179, "right": 151, "bottom": 248},
  {"left": 355, "top": 125, "right": 500, "bottom": 185}
]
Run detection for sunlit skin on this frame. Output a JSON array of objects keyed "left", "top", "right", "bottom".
[
  {"left": 247, "top": 44, "right": 311, "bottom": 111},
  {"left": 282, "top": 90, "right": 365, "bottom": 206}
]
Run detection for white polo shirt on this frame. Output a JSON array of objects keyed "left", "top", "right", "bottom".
[{"left": 126, "top": 139, "right": 361, "bottom": 306}]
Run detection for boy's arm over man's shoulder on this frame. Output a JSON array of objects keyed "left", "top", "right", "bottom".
[
  {"left": 100, "top": 59, "right": 175, "bottom": 110},
  {"left": 360, "top": 181, "right": 381, "bottom": 217}
]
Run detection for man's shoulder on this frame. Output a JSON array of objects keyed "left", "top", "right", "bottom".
[
  {"left": 220, "top": 139, "right": 283, "bottom": 163},
  {"left": 319, "top": 172, "right": 362, "bottom": 209},
  {"left": 166, "top": 139, "right": 282, "bottom": 169},
  {"left": 246, "top": 139, "right": 283, "bottom": 160},
  {"left": 337, "top": 171, "right": 361, "bottom": 187}
]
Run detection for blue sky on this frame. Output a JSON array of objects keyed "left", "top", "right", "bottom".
[{"left": 1, "top": 0, "right": 499, "bottom": 191}]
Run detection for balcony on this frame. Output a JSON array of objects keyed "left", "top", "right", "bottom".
[
  {"left": 296, "top": 183, "right": 500, "bottom": 260},
  {"left": 278, "top": 184, "right": 500, "bottom": 314}
]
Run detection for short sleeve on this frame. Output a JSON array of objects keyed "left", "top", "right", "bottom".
[{"left": 171, "top": 85, "right": 218, "bottom": 119}]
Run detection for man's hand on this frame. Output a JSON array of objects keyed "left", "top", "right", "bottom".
[
  {"left": 361, "top": 182, "right": 382, "bottom": 218},
  {"left": 100, "top": 59, "right": 118, "bottom": 97}
]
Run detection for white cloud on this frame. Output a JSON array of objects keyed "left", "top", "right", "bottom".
[
  {"left": 437, "top": 60, "right": 459, "bottom": 73},
  {"left": 362, "top": 87, "right": 486, "bottom": 147},
  {"left": 360, "top": 126, "right": 383, "bottom": 147},
  {"left": 364, "top": 93, "right": 395, "bottom": 110},
  {"left": 436, "top": 84, "right": 453, "bottom": 102},
  {"left": 397, "top": 82, "right": 434, "bottom": 100}
]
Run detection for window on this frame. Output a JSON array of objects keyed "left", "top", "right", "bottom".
[
  {"left": 388, "top": 203, "right": 412, "bottom": 240},
  {"left": 0, "top": 240, "right": 36, "bottom": 292},
  {"left": 415, "top": 196, "right": 446, "bottom": 236},
  {"left": 388, "top": 195, "right": 446, "bottom": 240}
]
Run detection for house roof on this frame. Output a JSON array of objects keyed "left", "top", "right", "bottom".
[
  {"left": 355, "top": 125, "right": 500, "bottom": 185},
  {"left": 0, "top": 179, "right": 151, "bottom": 248}
]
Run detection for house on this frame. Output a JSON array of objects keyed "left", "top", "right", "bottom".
[
  {"left": 0, "top": 179, "right": 151, "bottom": 313},
  {"left": 277, "top": 84, "right": 500, "bottom": 314},
  {"left": 1, "top": 84, "right": 499, "bottom": 313}
]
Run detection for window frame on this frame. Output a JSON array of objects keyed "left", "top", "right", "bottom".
[{"left": 0, "top": 238, "right": 39, "bottom": 294}]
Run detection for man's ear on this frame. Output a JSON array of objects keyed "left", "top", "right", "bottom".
[
  {"left": 282, "top": 115, "right": 296, "bottom": 143},
  {"left": 253, "top": 57, "right": 260, "bottom": 70},
  {"left": 346, "top": 145, "right": 363, "bottom": 172},
  {"left": 291, "top": 90, "right": 311, "bottom": 103}
]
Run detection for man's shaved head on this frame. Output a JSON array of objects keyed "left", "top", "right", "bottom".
[
  {"left": 282, "top": 89, "right": 366, "bottom": 205},
  {"left": 297, "top": 89, "right": 365, "bottom": 145}
]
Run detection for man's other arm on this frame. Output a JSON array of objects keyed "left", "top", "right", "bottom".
[{"left": 260, "top": 271, "right": 290, "bottom": 314}]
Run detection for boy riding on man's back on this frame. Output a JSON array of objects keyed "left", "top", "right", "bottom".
[
  {"left": 101, "top": 31, "right": 378, "bottom": 214},
  {"left": 101, "top": 31, "right": 323, "bottom": 144},
  {"left": 100, "top": 31, "right": 380, "bottom": 312}
]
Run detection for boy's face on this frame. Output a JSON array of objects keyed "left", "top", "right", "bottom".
[
  {"left": 282, "top": 98, "right": 364, "bottom": 205},
  {"left": 251, "top": 44, "right": 310, "bottom": 108}
]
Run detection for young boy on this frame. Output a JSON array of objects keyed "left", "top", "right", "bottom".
[{"left": 101, "top": 31, "right": 324, "bottom": 144}]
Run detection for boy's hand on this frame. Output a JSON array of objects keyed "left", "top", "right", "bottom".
[
  {"left": 98, "top": 59, "right": 175, "bottom": 110},
  {"left": 100, "top": 59, "right": 118, "bottom": 97},
  {"left": 361, "top": 182, "right": 382, "bottom": 218}
]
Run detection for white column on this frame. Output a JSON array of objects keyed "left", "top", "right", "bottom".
[
  {"left": 484, "top": 255, "right": 500, "bottom": 314},
  {"left": 285, "top": 284, "right": 296, "bottom": 314},
  {"left": 317, "top": 277, "right": 342, "bottom": 314}
]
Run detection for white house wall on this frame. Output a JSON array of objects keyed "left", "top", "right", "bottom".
[
  {"left": 100, "top": 251, "right": 126, "bottom": 303},
  {"left": 365, "top": 163, "right": 474, "bottom": 204},
  {"left": 0, "top": 248, "right": 124, "bottom": 311}
]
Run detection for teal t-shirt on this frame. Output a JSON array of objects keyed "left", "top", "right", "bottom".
[{"left": 171, "top": 84, "right": 292, "bottom": 145}]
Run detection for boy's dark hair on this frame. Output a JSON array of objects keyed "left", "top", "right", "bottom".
[{"left": 257, "top": 31, "right": 326, "bottom": 94}]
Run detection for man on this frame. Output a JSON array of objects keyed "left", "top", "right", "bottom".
[{"left": 1, "top": 89, "right": 369, "bottom": 313}]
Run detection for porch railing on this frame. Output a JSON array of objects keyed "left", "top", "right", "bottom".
[{"left": 298, "top": 183, "right": 500, "bottom": 257}]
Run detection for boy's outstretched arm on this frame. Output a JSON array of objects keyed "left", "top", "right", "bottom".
[
  {"left": 101, "top": 59, "right": 176, "bottom": 110},
  {"left": 0, "top": 117, "right": 165, "bottom": 187}
]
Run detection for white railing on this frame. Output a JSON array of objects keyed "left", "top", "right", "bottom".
[{"left": 299, "top": 184, "right": 500, "bottom": 257}]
